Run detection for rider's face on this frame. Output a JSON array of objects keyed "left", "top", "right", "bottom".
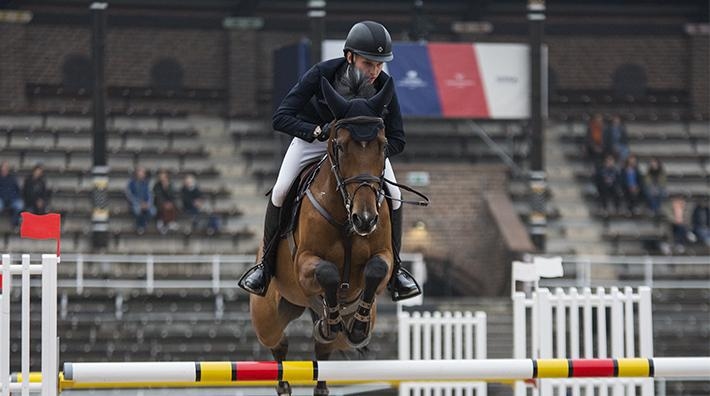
[{"left": 347, "top": 52, "right": 384, "bottom": 84}]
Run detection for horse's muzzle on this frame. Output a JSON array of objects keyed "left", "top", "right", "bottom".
[{"left": 351, "top": 212, "right": 378, "bottom": 236}]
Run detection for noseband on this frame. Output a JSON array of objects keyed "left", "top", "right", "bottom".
[{"left": 327, "top": 116, "right": 386, "bottom": 220}]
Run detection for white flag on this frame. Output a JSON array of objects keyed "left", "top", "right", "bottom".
[
  {"left": 512, "top": 261, "right": 539, "bottom": 282},
  {"left": 533, "top": 256, "right": 564, "bottom": 278}
]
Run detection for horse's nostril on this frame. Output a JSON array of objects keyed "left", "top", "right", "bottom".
[
  {"left": 369, "top": 215, "right": 379, "bottom": 229},
  {"left": 352, "top": 213, "right": 363, "bottom": 229}
]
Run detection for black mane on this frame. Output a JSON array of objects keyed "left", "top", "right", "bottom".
[{"left": 334, "top": 65, "right": 376, "bottom": 100}]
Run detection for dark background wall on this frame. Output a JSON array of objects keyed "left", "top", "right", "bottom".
[{"left": 0, "top": 0, "right": 707, "bottom": 118}]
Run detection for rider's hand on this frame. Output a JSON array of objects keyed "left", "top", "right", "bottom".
[{"left": 314, "top": 122, "right": 330, "bottom": 142}]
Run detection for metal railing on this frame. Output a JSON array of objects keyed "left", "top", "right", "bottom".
[{"left": 538, "top": 255, "right": 710, "bottom": 289}]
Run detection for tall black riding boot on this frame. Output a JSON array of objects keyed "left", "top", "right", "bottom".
[
  {"left": 238, "top": 200, "right": 281, "bottom": 296},
  {"left": 388, "top": 207, "right": 422, "bottom": 301}
]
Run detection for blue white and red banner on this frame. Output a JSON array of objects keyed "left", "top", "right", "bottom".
[{"left": 322, "top": 41, "right": 535, "bottom": 119}]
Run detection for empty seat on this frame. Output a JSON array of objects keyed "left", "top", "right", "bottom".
[
  {"left": 124, "top": 136, "right": 165, "bottom": 151},
  {"left": 110, "top": 116, "right": 160, "bottom": 132},
  {"left": 9, "top": 130, "right": 55, "bottom": 150},
  {"left": 24, "top": 151, "right": 66, "bottom": 169},
  {"left": 45, "top": 116, "right": 92, "bottom": 129},
  {"left": 632, "top": 142, "right": 695, "bottom": 156},
  {"left": 57, "top": 134, "right": 92, "bottom": 151}
]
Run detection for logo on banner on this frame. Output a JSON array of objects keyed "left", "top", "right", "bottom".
[
  {"left": 397, "top": 70, "right": 428, "bottom": 89},
  {"left": 445, "top": 73, "right": 475, "bottom": 89}
]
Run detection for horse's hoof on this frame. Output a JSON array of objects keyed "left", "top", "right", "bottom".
[
  {"left": 346, "top": 319, "right": 372, "bottom": 348},
  {"left": 314, "top": 381, "right": 329, "bottom": 396},
  {"left": 277, "top": 380, "right": 292, "bottom": 396},
  {"left": 313, "top": 320, "right": 338, "bottom": 344},
  {"left": 346, "top": 331, "right": 372, "bottom": 348}
]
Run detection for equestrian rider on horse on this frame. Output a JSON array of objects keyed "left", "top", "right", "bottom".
[{"left": 238, "top": 20, "right": 421, "bottom": 301}]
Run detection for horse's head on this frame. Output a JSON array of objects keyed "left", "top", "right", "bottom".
[{"left": 320, "top": 75, "right": 394, "bottom": 236}]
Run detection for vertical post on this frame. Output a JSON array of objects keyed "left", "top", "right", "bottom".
[
  {"left": 211, "top": 255, "right": 220, "bottom": 294},
  {"left": 90, "top": 2, "right": 109, "bottom": 250},
  {"left": 1, "top": 255, "right": 11, "bottom": 396},
  {"left": 21, "top": 256, "right": 30, "bottom": 396},
  {"left": 475, "top": 311, "right": 487, "bottom": 359},
  {"left": 307, "top": 0, "right": 326, "bottom": 66},
  {"left": 40, "top": 254, "right": 58, "bottom": 396},
  {"left": 527, "top": 0, "right": 546, "bottom": 251}
]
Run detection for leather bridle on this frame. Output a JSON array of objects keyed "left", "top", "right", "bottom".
[{"left": 327, "top": 115, "right": 387, "bottom": 221}]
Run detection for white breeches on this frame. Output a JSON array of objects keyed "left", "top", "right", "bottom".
[{"left": 271, "top": 137, "right": 402, "bottom": 211}]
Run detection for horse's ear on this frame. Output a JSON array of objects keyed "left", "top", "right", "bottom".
[
  {"left": 368, "top": 77, "right": 394, "bottom": 115},
  {"left": 321, "top": 77, "right": 349, "bottom": 119}
]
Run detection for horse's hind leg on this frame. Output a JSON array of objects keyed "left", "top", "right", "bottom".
[
  {"left": 251, "top": 294, "right": 304, "bottom": 396},
  {"left": 272, "top": 298, "right": 306, "bottom": 396},
  {"left": 313, "top": 342, "right": 334, "bottom": 396},
  {"left": 272, "top": 337, "right": 292, "bottom": 396},
  {"left": 347, "top": 256, "right": 388, "bottom": 347}
]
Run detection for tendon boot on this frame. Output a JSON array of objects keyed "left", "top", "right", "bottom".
[
  {"left": 238, "top": 200, "right": 281, "bottom": 296},
  {"left": 388, "top": 207, "right": 422, "bottom": 301}
]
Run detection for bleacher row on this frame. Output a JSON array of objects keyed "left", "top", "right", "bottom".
[
  {"left": 558, "top": 120, "right": 710, "bottom": 255},
  {"left": 230, "top": 118, "right": 529, "bottom": 182},
  {"left": 1, "top": 115, "right": 253, "bottom": 253}
]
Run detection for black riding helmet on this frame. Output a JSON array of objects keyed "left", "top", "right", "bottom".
[{"left": 343, "top": 20, "right": 393, "bottom": 62}]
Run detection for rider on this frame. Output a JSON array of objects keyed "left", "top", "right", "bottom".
[{"left": 238, "top": 20, "right": 421, "bottom": 301}]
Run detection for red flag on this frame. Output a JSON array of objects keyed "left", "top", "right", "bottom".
[{"left": 20, "top": 212, "right": 62, "bottom": 256}]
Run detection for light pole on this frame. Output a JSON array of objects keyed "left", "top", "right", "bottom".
[
  {"left": 308, "top": 0, "right": 326, "bottom": 65},
  {"left": 528, "top": 0, "right": 546, "bottom": 251},
  {"left": 90, "top": 2, "right": 109, "bottom": 250}
]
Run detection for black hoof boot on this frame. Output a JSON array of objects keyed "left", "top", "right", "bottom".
[
  {"left": 389, "top": 266, "right": 421, "bottom": 301},
  {"left": 238, "top": 264, "right": 270, "bottom": 296}
]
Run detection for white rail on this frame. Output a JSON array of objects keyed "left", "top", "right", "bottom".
[{"left": 0, "top": 254, "right": 58, "bottom": 396}]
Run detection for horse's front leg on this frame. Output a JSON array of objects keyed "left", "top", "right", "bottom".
[
  {"left": 347, "top": 255, "right": 389, "bottom": 347},
  {"left": 301, "top": 256, "right": 344, "bottom": 344}
]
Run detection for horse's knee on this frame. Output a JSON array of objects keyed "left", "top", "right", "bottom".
[
  {"left": 365, "top": 257, "right": 388, "bottom": 283},
  {"left": 315, "top": 261, "right": 340, "bottom": 289},
  {"left": 256, "top": 332, "right": 284, "bottom": 350}
]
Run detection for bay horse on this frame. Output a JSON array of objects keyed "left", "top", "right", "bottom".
[{"left": 250, "top": 75, "right": 395, "bottom": 396}]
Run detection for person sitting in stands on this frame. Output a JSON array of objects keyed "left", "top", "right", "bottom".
[
  {"left": 621, "top": 154, "right": 645, "bottom": 215},
  {"left": 22, "top": 163, "right": 51, "bottom": 215},
  {"left": 0, "top": 161, "right": 23, "bottom": 228},
  {"left": 595, "top": 154, "right": 622, "bottom": 216},
  {"left": 125, "top": 166, "right": 156, "bottom": 235},
  {"left": 643, "top": 157, "right": 667, "bottom": 217},
  {"left": 585, "top": 113, "right": 605, "bottom": 166},
  {"left": 604, "top": 114, "right": 629, "bottom": 162},
  {"left": 691, "top": 199, "right": 710, "bottom": 247},
  {"left": 153, "top": 169, "right": 178, "bottom": 234},
  {"left": 181, "top": 173, "right": 219, "bottom": 235}
]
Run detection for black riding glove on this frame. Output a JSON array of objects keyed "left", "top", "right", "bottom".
[{"left": 317, "top": 122, "right": 331, "bottom": 142}]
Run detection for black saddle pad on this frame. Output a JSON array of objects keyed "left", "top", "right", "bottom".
[{"left": 280, "top": 158, "right": 324, "bottom": 237}]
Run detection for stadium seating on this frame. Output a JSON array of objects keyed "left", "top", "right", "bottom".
[
  {"left": 0, "top": 115, "right": 251, "bottom": 254},
  {"left": 557, "top": 119, "right": 710, "bottom": 255}
]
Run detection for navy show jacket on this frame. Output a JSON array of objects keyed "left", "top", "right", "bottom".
[{"left": 272, "top": 57, "right": 406, "bottom": 157}]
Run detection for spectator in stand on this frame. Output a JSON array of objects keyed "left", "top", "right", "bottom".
[
  {"left": 22, "top": 163, "right": 51, "bottom": 215},
  {"left": 181, "top": 173, "right": 219, "bottom": 235},
  {"left": 621, "top": 154, "right": 645, "bottom": 215},
  {"left": 125, "top": 166, "right": 156, "bottom": 235},
  {"left": 153, "top": 169, "right": 178, "bottom": 234},
  {"left": 595, "top": 154, "right": 622, "bottom": 216},
  {"left": 0, "top": 161, "right": 23, "bottom": 228},
  {"left": 691, "top": 199, "right": 710, "bottom": 247},
  {"left": 670, "top": 195, "right": 693, "bottom": 254},
  {"left": 604, "top": 114, "right": 630, "bottom": 162},
  {"left": 643, "top": 157, "right": 667, "bottom": 217},
  {"left": 585, "top": 113, "right": 606, "bottom": 165}
]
